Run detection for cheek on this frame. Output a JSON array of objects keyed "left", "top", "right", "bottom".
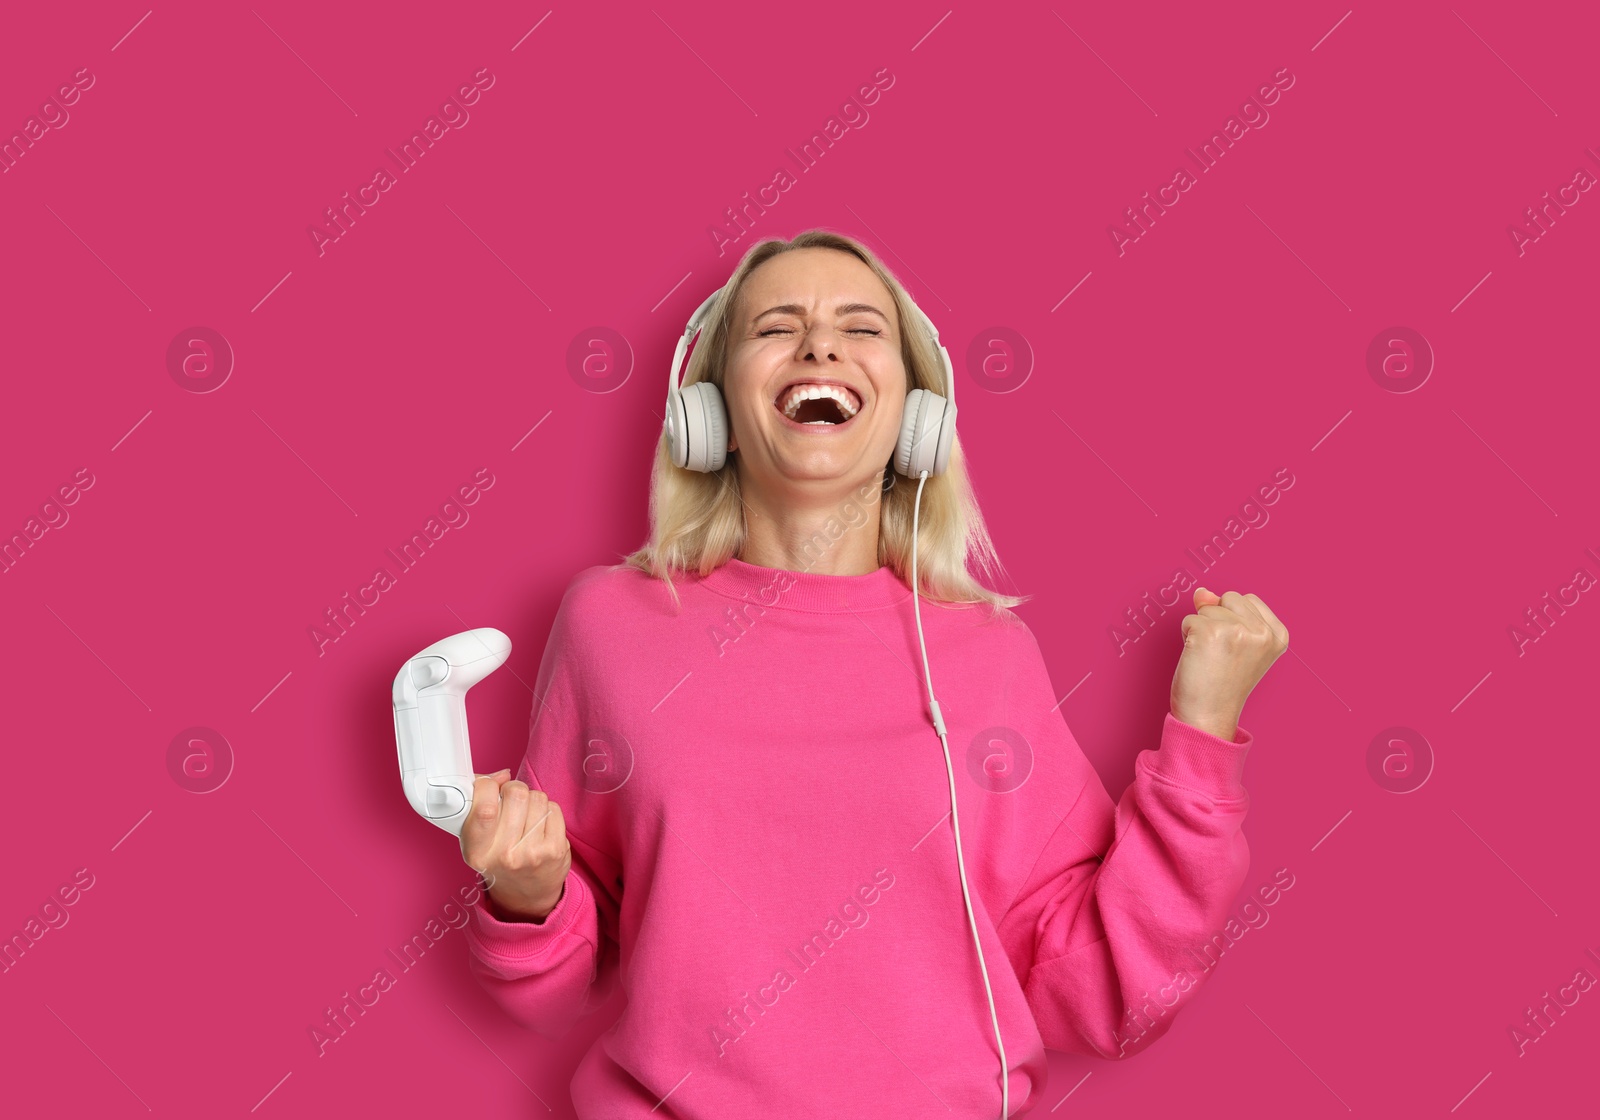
[
  {"left": 869, "top": 371, "right": 907, "bottom": 429},
  {"left": 720, "top": 377, "right": 773, "bottom": 450},
  {"left": 736, "top": 380, "right": 773, "bottom": 422}
]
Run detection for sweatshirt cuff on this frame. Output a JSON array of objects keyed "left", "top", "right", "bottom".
[
  {"left": 467, "top": 870, "right": 587, "bottom": 961},
  {"left": 1146, "top": 712, "right": 1254, "bottom": 799}
]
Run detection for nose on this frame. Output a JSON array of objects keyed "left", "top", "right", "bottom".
[{"left": 801, "top": 323, "right": 842, "bottom": 363}]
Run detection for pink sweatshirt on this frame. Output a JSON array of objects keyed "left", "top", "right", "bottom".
[{"left": 464, "top": 558, "right": 1254, "bottom": 1117}]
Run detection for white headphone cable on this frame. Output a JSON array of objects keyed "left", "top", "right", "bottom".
[{"left": 911, "top": 468, "right": 1010, "bottom": 1119}]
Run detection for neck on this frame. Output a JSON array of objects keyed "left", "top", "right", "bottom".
[{"left": 735, "top": 472, "right": 885, "bottom": 575}]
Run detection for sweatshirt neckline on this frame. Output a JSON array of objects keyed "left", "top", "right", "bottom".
[{"left": 700, "top": 556, "right": 911, "bottom": 613}]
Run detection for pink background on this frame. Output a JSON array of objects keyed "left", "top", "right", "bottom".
[{"left": 2, "top": 2, "right": 1595, "bottom": 1116}]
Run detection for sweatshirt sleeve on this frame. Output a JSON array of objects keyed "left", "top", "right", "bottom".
[
  {"left": 462, "top": 575, "right": 625, "bottom": 1038},
  {"left": 996, "top": 624, "right": 1253, "bottom": 1060}
]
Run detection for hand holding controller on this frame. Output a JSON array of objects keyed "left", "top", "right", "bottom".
[
  {"left": 392, "top": 628, "right": 513, "bottom": 837},
  {"left": 460, "top": 770, "right": 573, "bottom": 922}
]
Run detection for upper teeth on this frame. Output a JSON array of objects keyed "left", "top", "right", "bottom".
[{"left": 779, "top": 384, "right": 860, "bottom": 420}]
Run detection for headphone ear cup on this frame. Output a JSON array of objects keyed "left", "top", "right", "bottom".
[
  {"left": 672, "top": 380, "right": 728, "bottom": 473},
  {"left": 893, "top": 389, "right": 924, "bottom": 478},
  {"left": 699, "top": 381, "right": 728, "bottom": 472},
  {"left": 895, "top": 388, "right": 957, "bottom": 478},
  {"left": 932, "top": 397, "right": 957, "bottom": 475}
]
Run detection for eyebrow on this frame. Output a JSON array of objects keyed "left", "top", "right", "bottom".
[{"left": 752, "top": 302, "right": 891, "bottom": 325}]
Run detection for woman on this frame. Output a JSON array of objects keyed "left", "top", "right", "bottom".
[{"left": 459, "top": 229, "right": 1288, "bottom": 1118}]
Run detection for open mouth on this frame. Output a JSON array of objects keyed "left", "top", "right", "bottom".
[{"left": 775, "top": 383, "right": 862, "bottom": 426}]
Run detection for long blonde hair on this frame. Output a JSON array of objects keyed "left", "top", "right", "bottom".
[{"left": 620, "top": 228, "right": 1026, "bottom": 616}]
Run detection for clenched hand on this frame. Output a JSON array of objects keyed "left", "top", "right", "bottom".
[
  {"left": 1169, "top": 588, "right": 1289, "bottom": 741},
  {"left": 460, "top": 769, "right": 572, "bottom": 922}
]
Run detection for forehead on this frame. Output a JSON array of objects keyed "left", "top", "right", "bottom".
[{"left": 736, "top": 248, "right": 895, "bottom": 318}]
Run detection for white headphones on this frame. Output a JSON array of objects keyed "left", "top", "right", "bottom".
[
  {"left": 662, "top": 283, "right": 958, "bottom": 479},
  {"left": 662, "top": 282, "right": 1013, "bottom": 1118}
]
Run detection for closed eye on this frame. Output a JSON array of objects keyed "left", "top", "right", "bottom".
[{"left": 759, "top": 327, "right": 881, "bottom": 337}]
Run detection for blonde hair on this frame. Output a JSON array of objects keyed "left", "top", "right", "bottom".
[{"left": 619, "top": 228, "right": 1027, "bottom": 616}]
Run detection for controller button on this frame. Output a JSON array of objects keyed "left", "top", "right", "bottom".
[
  {"left": 424, "top": 784, "right": 465, "bottom": 818},
  {"left": 410, "top": 656, "right": 449, "bottom": 689}
]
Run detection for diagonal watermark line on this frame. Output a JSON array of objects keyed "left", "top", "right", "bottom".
[
  {"left": 112, "top": 10, "right": 152, "bottom": 51},
  {"left": 45, "top": 204, "right": 151, "bottom": 311},
  {"left": 252, "top": 9, "right": 358, "bottom": 116},
  {"left": 652, "top": 9, "right": 757, "bottom": 116},
  {"left": 47, "top": 1005, "right": 151, "bottom": 1110},
  {"left": 1450, "top": 270, "right": 1492, "bottom": 312},
  {"left": 112, "top": 409, "right": 153, "bottom": 451},
  {"left": 1449, "top": 409, "right": 1557, "bottom": 516},
  {"left": 1450, "top": 1069, "right": 1492, "bottom": 1113},
  {"left": 1311, "top": 11, "right": 1352, "bottom": 52},
  {"left": 653, "top": 807, "right": 757, "bottom": 917},
  {"left": 251, "top": 671, "right": 293, "bottom": 713},
  {"left": 1310, "top": 409, "right": 1352, "bottom": 452},
  {"left": 1244, "top": 1003, "right": 1351, "bottom": 1111},
  {"left": 445, "top": 1003, "right": 552, "bottom": 1107},
  {"left": 1451, "top": 10, "right": 1557, "bottom": 116},
  {"left": 912, "top": 809, "right": 952, "bottom": 852},
  {"left": 251, "top": 409, "right": 359, "bottom": 517},
  {"left": 1310, "top": 809, "right": 1352, "bottom": 852},
  {"left": 1051, "top": 410, "right": 1158, "bottom": 516},
  {"left": 251, "top": 271, "right": 293, "bottom": 313},
  {"left": 1451, "top": 670, "right": 1492, "bottom": 712},
  {"left": 527, "top": 682, "right": 560, "bottom": 741},
  {"left": 652, "top": 271, "right": 694, "bottom": 313},
  {"left": 844, "top": 1002, "right": 951, "bottom": 1109},
  {"left": 1451, "top": 809, "right": 1557, "bottom": 917},
  {"left": 44, "top": 602, "right": 151, "bottom": 710},
  {"left": 1050, "top": 271, "right": 1093, "bottom": 313},
  {"left": 444, "top": 603, "right": 535, "bottom": 694},
  {"left": 251, "top": 1070, "right": 292, "bottom": 1113},
  {"left": 445, "top": 204, "right": 551, "bottom": 309},
  {"left": 511, "top": 10, "right": 552, "bottom": 51},
  {"left": 1048, "top": 670, "right": 1092, "bottom": 712},
  {"left": 650, "top": 1070, "right": 692, "bottom": 1113},
  {"left": 652, "top": 669, "right": 693, "bottom": 712},
  {"left": 912, "top": 10, "right": 952, "bottom": 52},
  {"left": 253, "top": 809, "right": 359, "bottom": 917},
  {"left": 111, "top": 810, "right": 153, "bottom": 852},
  {"left": 1052, "top": 1070, "right": 1092, "bottom": 1110},
  {"left": 1243, "top": 203, "right": 1351, "bottom": 311},
  {"left": 1052, "top": 12, "right": 1158, "bottom": 116},
  {"left": 1286, "top": 648, "right": 1350, "bottom": 711},
  {"left": 842, "top": 202, "right": 951, "bottom": 311},
  {"left": 511, "top": 410, "right": 553, "bottom": 451},
  {"left": 1055, "top": 812, "right": 1163, "bottom": 920},
  {"left": 843, "top": 602, "right": 920, "bottom": 683}
]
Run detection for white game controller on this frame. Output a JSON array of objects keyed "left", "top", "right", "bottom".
[{"left": 392, "top": 628, "right": 512, "bottom": 836}]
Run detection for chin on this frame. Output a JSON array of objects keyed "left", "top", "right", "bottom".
[{"left": 773, "top": 452, "right": 879, "bottom": 486}]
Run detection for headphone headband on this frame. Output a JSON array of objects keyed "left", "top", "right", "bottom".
[{"left": 668, "top": 286, "right": 726, "bottom": 402}]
